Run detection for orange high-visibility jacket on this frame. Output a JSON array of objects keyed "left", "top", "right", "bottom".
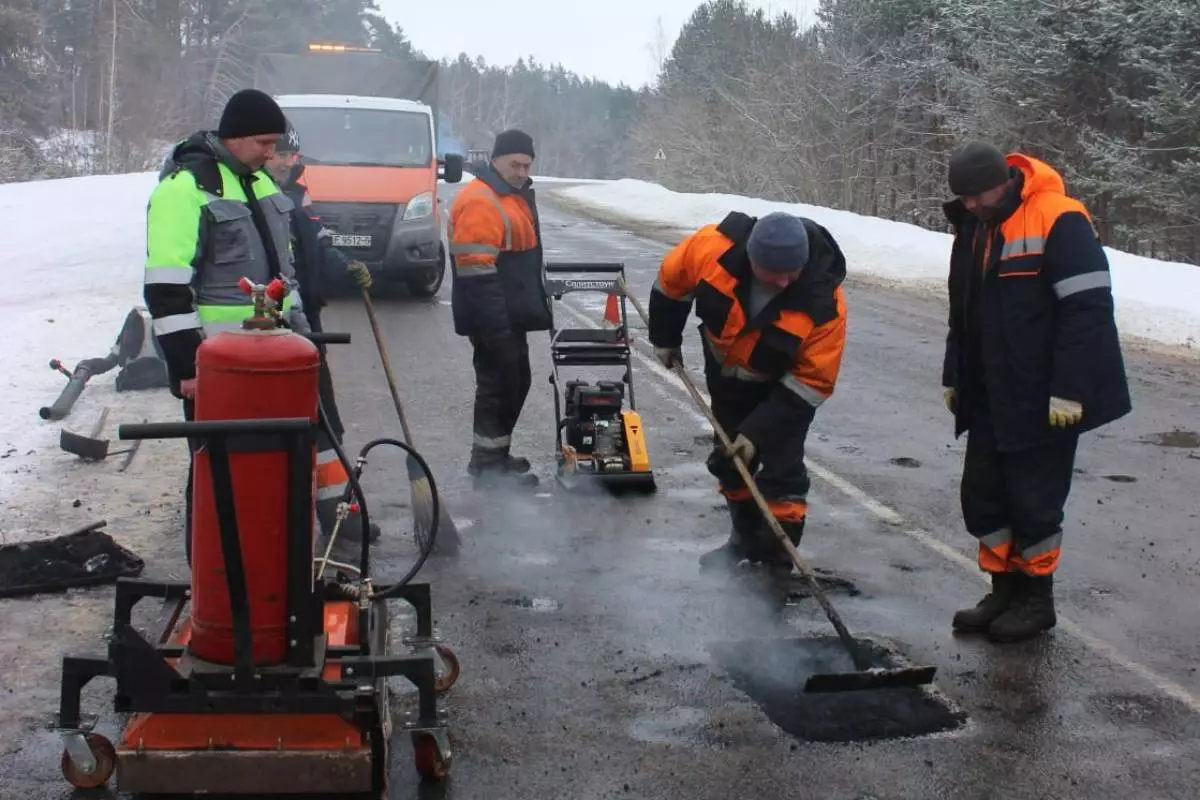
[
  {"left": 648, "top": 211, "right": 848, "bottom": 443},
  {"left": 447, "top": 169, "right": 551, "bottom": 338}
]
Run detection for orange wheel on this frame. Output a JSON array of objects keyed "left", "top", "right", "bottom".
[
  {"left": 434, "top": 644, "right": 460, "bottom": 694},
  {"left": 413, "top": 734, "right": 451, "bottom": 781},
  {"left": 61, "top": 733, "right": 116, "bottom": 789}
]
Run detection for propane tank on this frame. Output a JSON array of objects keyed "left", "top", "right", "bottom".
[{"left": 188, "top": 278, "right": 320, "bottom": 666}]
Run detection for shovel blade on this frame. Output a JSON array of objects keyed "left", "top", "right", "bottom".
[
  {"left": 803, "top": 664, "right": 937, "bottom": 694},
  {"left": 60, "top": 429, "right": 110, "bottom": 460}
]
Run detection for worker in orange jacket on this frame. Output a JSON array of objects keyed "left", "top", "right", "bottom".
[
  {"left": 649, "top": 211, "right": 848, "bottom": 576},
  {"left": 447, "top": 129, "right": 552, "bottom": 488}
]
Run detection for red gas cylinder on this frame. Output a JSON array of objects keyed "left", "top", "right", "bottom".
[{"left": 188, "top": 321, "right": 321, "bottom": 666}]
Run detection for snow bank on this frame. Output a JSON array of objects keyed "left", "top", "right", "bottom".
[
  {"left": 0, "top": 171, "right": 160, "bottom": 496},
  {"left": 554, "top": 178, "right": 1200, "bottom": 350}
]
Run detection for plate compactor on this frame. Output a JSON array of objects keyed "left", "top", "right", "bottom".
[
  {"left": 52, "top": 280, "right": 459, "bottom": 795},
  {"left": 545, "top": 262, "right": 656, "bottom": 493}
]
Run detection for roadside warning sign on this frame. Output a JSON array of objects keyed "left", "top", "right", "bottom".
[{"left": 654, "top": 148, "right": 666, "bottom": 160}]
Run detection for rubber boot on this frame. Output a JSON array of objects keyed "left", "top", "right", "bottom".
[
  {"left": 952, "top": 572, "right": 1018, "bottom": 633},
  {"left": 988, "top": 574, "right": 1057, "bottom": 642},
  {"left": 699, "top": 499, "right": 757, "bottom": 573},
  {"left": 757, "top": 518, "right": 805, "bottom": 580},
  {"left": 469, "top": 452, "right": 538, "bottom": 488}
]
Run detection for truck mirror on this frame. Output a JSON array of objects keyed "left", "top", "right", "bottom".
[{"left": 440, "top": 153, "right": 464, "bottom": 184}]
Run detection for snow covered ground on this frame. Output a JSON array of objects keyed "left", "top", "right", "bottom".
[{"left": 551, "top": 178, "right": 1200, "bottom": 351}]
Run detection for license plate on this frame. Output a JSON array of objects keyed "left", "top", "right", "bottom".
[{"left": 331, "top": 234, "right": 372, "bottom": 247}]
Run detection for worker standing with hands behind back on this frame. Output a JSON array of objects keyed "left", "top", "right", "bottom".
[
  {"left": 648, "top": 211, "right": 849, "bottom": 578},
  {"left": 942, "top": 141, "right": 1131, "bottom": 642},
  {"left": 448, "top": 128, "right": 552, "bottom": 489}
]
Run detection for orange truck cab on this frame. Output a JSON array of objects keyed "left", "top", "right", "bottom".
[{"left": 256, "top": 46, "right": 464, "bottom": 297}]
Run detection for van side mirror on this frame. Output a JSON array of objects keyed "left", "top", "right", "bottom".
[{"left": 440, "top": 153, "right": 464, "bottom": 184}]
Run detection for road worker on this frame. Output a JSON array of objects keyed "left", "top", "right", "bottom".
[
  {"left": 447, "top": 128, "right": 552, "bottom": 488},
  {"left": 648, "top": 211, "right": 849, "bottom": 576},
  {"left": 144, "top": 89, "right": 369, "bottom": 562},
  {"left": 942, "top": 142, "right": 1131, "bottom": 642},
  {"left": 264, "top": 116, "right": 378, "bottom": 548}
]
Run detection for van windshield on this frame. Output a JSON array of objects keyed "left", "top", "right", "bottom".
[{"left": 282, "top": 107, "right": 432, "bottom": 168}]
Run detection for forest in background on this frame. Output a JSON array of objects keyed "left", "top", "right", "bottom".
[{"left": 2, "top": 0, "right": 1197, "bottom": 261}]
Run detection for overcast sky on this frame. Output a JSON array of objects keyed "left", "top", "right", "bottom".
[{"left": 375, "top": 0, "right": 816, "bottom": 90}]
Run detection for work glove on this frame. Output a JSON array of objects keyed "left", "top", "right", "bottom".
[
  {"left": 722, "top": 433, "right": 757, "bottom": 465},
  {"left": 943, "top": 387, "right": 956, "bottom": 414},
  {"left": 1049, "top": 396, "right": 1083, "bottom": 428},
  {"left": 347, "top": 260, "right": 372, "bottom": 290},
  {"left": 654, "top": 346, "right": 683, "bottom": 369}
]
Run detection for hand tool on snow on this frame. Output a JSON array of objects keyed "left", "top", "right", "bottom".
[
  {"left": 357, "top": 285, "right": 462, "bottom": 556},
  {"left": 620, "top": 278, "right": 937, "bottom": 694},
  {"left": 59, "top": 407, "right": 141, "bottom": 464}
]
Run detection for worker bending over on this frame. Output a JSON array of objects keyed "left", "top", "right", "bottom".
[
  {"left": 448, "top": 129, "right": 552, "bottom": 488},
  {"left": 942, "top": 142, "right": 1131, "bottom": 642},
  {"left": 649, "top": 211, "right": 849, "bottom": 575}
]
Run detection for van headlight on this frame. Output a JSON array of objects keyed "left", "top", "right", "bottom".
[{"left": 402, "top": 192, "right": 434, "bottom": 221}]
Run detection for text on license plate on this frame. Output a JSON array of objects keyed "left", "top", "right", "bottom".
[{"left": 331, "top": 234, "right": 372, "bottom": 247}]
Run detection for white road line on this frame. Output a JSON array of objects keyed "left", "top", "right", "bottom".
[{"left": 556, "top": 299, "right": 1200, "bottom": 714}]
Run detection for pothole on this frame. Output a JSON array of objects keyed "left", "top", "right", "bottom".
[
  {"left": 710, "top": 636, "right": 966, "bottom": 743},
  {"left": 889, "top": 457, "right": 922, "bottom": 468},
  {"left": 1148, "top": 430, "right": 1199, "bottom": 448},
  {"left": 782, "top": 570, "right": 861, "bottom": 603},
  {"left": 1101, "top": 474, "right": 1137, "bottom": 483},
  {"left": 505, "top": 595, "right": 561, "bottom": 611}
]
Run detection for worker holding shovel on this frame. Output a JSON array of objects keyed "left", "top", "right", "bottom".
[{"left": 648, "top": 211, "right": 849, "bottom": 578}]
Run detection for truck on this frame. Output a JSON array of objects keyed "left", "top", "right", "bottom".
[{"left": 255, "top": 44, "right": 465, "bottom": 298}]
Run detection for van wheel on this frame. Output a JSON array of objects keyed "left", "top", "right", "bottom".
[{"left": 407, "top": 246, "right": 446, "bottom": 298}]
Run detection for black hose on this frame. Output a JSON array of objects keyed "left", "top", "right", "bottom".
[{"left": 346, "top": 437, "right": 441, "bottom": 600}]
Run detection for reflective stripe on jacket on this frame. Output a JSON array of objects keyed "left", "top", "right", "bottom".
[
  {"left": 942, "top": 153, "right": 1131, "bottom": 451},
  {"left": 648, "top": 211, "right": 848, "bottom": 445},
  {"left": 448, "top": 168, "right": 551, "bottom": 337}
]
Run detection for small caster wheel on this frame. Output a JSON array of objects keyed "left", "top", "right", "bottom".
[
  {"left": 434, "top": 644, "right": 460, "bottom": 694},
  {"left": 413, "top": 733, "right": 452, "bottom": 781},
  {"left": 61, "top": 732, "right": 116, "bottom": 789}
]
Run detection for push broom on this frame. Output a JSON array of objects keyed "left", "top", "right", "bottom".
[
  {"left": 355, "top": 274, "right": 462, "bottom": 556},
  {"left": 621, "top": 279, "right": 936, "bottom": 693}
]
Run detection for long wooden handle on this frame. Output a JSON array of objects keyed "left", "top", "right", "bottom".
[
  {"left": 619, "top": 279, "right": 869, "bottom": 670},
  {"left": 360, "top": 288, "right": 415, "bottom": 446}
]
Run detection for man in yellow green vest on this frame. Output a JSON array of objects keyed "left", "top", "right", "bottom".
[{"left": 144, "top": 88, "right": 373, "bottom": 562}]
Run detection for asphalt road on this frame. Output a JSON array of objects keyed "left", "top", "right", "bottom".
[{"left": 4, "top": 187, "right": 1199, "bottom": 799}]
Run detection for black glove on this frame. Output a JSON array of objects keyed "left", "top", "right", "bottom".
[{"left": 706, "top": 437, "right": 757, "bottom": 486}]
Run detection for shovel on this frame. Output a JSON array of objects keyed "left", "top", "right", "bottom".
[
  {"left": 620, "top": 279, "right": 937, "bottom": 694},
  {"left": 60, "top": 407, "right": 141, "bottom": 470}
]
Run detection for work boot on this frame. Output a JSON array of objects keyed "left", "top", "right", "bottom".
[
  {"left": 468, "top": 458, "right": 539, "bottom": 489},
  {"left": 988, "top": 574, "right": 1057, "bottom": 643},
  {"left": 756, "top": 518, "right": 805, "bottom": 580},
  {"left": 952, "top": 571, "right": 1019, "bottom": 633},
  {"left": 700, "top": 499, "right": 757, "bottom": 573}
]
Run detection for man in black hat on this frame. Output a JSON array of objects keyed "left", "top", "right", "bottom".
[
  {"left": 447, "top": 128, "right": 552, "bottom": 488},
  {"left": 145, "top": 89, "right": 363, "bottom": 562},
  {"left": 648, "top": 210, "right": 849, "bottom": 578},
  {"left": 942, "top": 141, "right": 1130, "bottom": 642}
]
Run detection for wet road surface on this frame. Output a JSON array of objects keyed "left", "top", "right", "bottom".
[{"left": 4, "top": 188, "right": 1200, "bottom": 799}]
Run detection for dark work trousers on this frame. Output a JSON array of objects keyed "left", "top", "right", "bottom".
[
  {"left": 704, "top": 375, "right": 812, "bottom": 520},
  {"left": 182, "top": 398, "right": 196, "bottom": 566},
  {"left": 306, "top": 303, "right": 345, "bottom": 443},
  {"left": 960, "top": 396, "right": 1079, "bottom": 577},
  {"left": 469, "top": 333, "right": 531, "bottom": 468}
]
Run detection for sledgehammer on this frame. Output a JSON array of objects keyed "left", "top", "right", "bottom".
[{"left": 619, "top": 278, "right": 937, "bottom": 694}]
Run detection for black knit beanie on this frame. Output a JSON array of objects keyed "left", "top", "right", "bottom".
[
  {"left": 948, "top": 141, "right": 1011, "bottom": 196},
  {"left": 218, "top": 89, "right": 288, "bottom": 140},
  {"left": 492, "top": 128, "right": 535, "bottom": 159}
]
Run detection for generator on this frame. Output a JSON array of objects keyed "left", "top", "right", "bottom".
[{"left": 545, "top": 262, "right": 656, "bottom": 493}]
